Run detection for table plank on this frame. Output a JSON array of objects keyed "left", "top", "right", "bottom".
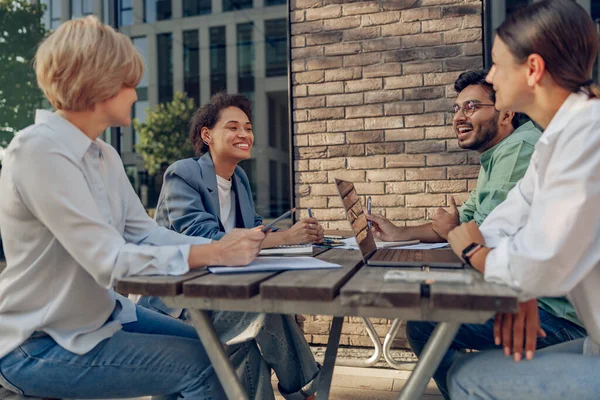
[
  {"left": 184, "top": 271, "right": 279, "bottom": 299},
  {"left": 115, "top": 269, "right": 209, "bottom": 296},
  {"left": 260, "top": 249, "right": 363, "bottom": 301},
  {"left": 340, "top": 266, "right": 422, "bottom": 308}
]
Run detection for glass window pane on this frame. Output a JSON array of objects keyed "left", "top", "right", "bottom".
[
  {"left": 183, "top": 30, "right": 200, "bottom": 106},
  {"left": 210, "top": 26, "right": 227, "bottom": 95},
  {"left": 265, "top": 0, "right": 286, "bottom": 5},
  {"left": 144, "top": 0, "right": 156, "bottom": 22},
  {"left": 103, "top": 0, "right": 110, "bottom": 23},
  {"left": 265, "top": 19, "right": 287, "bottom": 77},
  {"left": 183, "top": 0, "right": 211, "bottom": 16},
  {"left": 237, "top": 23, "right": 254, "bottom": 96},
  {"left": 223, "top": 0, "right": 252, "bottom": 12},
  {"left": 133, "top": 100, "right": 149, "bottom": 149},
  {"left": 71, "top": 0, "right": 82, "bottom": 18},
  {"left": 82, "top": 0, "right": 94, "bottom": 15},
  {"left": 157, "top": 0, "right": 172, "bottom": 20},
  {"left": 133, "top": 37, "right": 149, "bottom": 88},
  {"left": 52, "top": 0, "right": 61, "bottom": 17},
  {"left": 157, "top": 33, "right": 173, "bottom": 104},
  {"left": 40, "top": 0, "right": 51, "bottom": 28}
]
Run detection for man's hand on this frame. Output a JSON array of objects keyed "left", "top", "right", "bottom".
[
  {"left": 448, "top": 222, "right": 485, "bottom": 261},
  {"left": 494, "top": 299, "right": 547, "bottom": 362},
  {"left": 432, "top": 196, "right": 460, "bottom": 240},
  {"left": 366, "top": 214, "right": 403, "bottom": 242},
  {"left": 211, "top": 228, "right": 265, "bottom": 266},
  {"left": 284, "top": 217, "right": 324, "bottom": 245}
]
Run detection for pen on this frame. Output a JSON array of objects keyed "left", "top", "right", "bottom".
[
  {"left": 308, "top": 208, "right": 313, "bottom": 218},
  {"left": 367, "top": 196, "right": 372, "bottom": 229}
]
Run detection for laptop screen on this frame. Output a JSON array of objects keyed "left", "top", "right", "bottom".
[{"left": 334, "top": 178, "right": 377, "bottom": 261}]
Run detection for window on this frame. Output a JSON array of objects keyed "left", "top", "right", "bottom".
[
  {"left": 265, "top": 0, "right": 286, "bottom": 5},
  {"left": 183, "top": 30, "right": 200, "bottom": 106},
  {"left": 238, "top": 159, "right": 257, "bottom": 203},
  {"left": 223, "top": 0, "right": 252, "bottom": 12},
  {"left": 132, "top": 37, "right": 149, "bottom": 149},
  {"left": 145, "top": 0, "right": 172, "bottom": 22},
  {"left": 103, "top": 0, "right": 110, "bottom": 23},
  {"left": 269, "top": 160, "right": 280, "bottom": 216},
  {"left": 265, "top": 19, "right": 287, "bottom": 77},
  {"left": 237, "top": 23, "right": 254, "bottom": 98},
  {"left": 157, "top": 33, "right": 173, "bottom": 104},
  {"left": 40, "top": 0, "right": 61, "bottom": 30},
  {"left": 210, "top": 26, "right": 227, "bottom": 95},
  {"left": 183, "top": 0, "right": 211, "bottom": 16},
  {"left": 71, "top": 0, "right": 94, "bottom": 18},
  {"left": 118, "top": 0, "right": 133, "bottom": 26}
]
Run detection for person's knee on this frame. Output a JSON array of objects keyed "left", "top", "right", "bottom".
[{"left": 406, "top": 321, "right": 436, "bottom": 354}]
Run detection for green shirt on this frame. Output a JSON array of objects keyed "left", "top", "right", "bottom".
[{"left": 458, "top": 122, "right": 584, "bottom": 328}]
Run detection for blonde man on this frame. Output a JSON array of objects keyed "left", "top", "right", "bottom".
[{"left": 0, "top": 16, "right": 265, "bottom": 399}]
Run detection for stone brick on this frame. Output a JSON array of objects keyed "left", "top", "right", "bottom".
[
  {"left": 307, "top": 82, "right": 344, "bottom": 95},
  {"left": 346, "top": 130, "right": 384, "bottom": 143},
  {"left": 364, "top": 90, "right": 403, "bottom": 104},
  {"left": 324, "top": 67, "right": 362, "bottom": 82},
  {"left": 303, "top": 321, "right": 331, "bottom": 334},
  {"left": 309, "top": 183, "right": 339, "bottom": 196},
  {"left": 343, "top": 26, "right": 381, "bottom": 41},
  {"left": 441, "top": 4, "right": 482, "bottom": 18},
  {"left": 468, "top": 178, "right": 478, "bottom": 191},
  {"left": 421, "top": 0, "right": 462, "bottom": 4},
  {"left": 362, "top": 11, "right": 401, "bottom": 26},
  {"left": 405, "top": 140, "right": 446, "bottom": 154},
  {"left": 426, "top": 153, "right": 467, "bottom": 166},
  {"left": 364, "top": 116, "right": 404, "bottom": 130},
  {"left": 296, "top": 121, "right": 326, "bottom": 134},
  {"left": 402, "top": 7, "right": 441, "bottom": 21},
  {"left": 448, "top": 165, "right": 480, "bottom": 179},
  {"left": 381, "top": 21, "right": 421, "bottom": 37},
  {"left": 384, "top": 101, "right": 424, "bottom": 116},
  {"left": 370, "top": 194, "right": 405, "bottom": 206},
  {"left": 385, "top": 128, "right": 425, "bottom": 141},
  {"left": 363, "top": 37, "right": 403, "bottom": 52},
  {"left": 327, "top": 169, "right": 366, "bottom": 183},
  {"left": 305, "top": 5, "right": 342, "bottom": 21},
  {"left": 446, "top": 138, "right": 463, "bottom": 151},
  {"left": 403, "top": 61, "right": 443, "bottom": 74},
  {"left": 324, "top": 43, "right": 362, "bottom": 57},
  {"left": 323, "top": 16, "right": 362, "bottom": 31},
  {"left": 291, "top": 36, "right": 306, "bottom": 48},
  {"left": 422, "top": 17, "right": 462, "bottom": 32},
  {"left": 366, "top": 142, "right": 405, "bottom": 155},
  {"left": 295, "top": 160, "right": 309, "bottom": 171},
  {"left": 403, "top": 33, "right": 443, "bottom": 49},
  {"left": 386, "top": 181, "right": 425, "bottom": 194},
  {"left": 294, "top": 134, "right": 308, "bottom": 146},
  {"left": 294, "top": 96, "right": 326, "bottom": 110},
  {"left": 384, "top": 74, "right": 422, "bottom": 89},
  {"left": 354, "top": 182, "right": 386, "bottom": 194},
  {"left": 421, "top": 44, "right": 463, "bottom": 60},
  {"left": 445, "top": 56, "right": 484, "bottom": 71},
  {"left": 341, "top": 2, "right": 380, "bottom": 16},
  {"left": 294, "top": 110, "right": 308, "bottom": 122},
  {"left": 291, "top": 0, "right": 322, "bottom": 10},
  {"left": 387, "top": 207, "right": 425, "bottom": 220},
  {"left": 308, "top": 133, "right": 346, "bottom": 146},
  {"left": 366, "top": 168, "right": 405, "bottom": 182},
  {"left": 296, "top": 196, "right": 328, "bottom": 208},
  {"left": 306, "top": 57, "right": 343, "bottom": 70},
  {"left": 290, "top": 10, "right": 306, "bottom": 23},
  {"left": 444, "top": 28, "right": 482, "bottom": 44},
  {"left": 296, "top": 146, "right": 327, "bottom": 159},
  {"left": 294, "top": 71, "right": 325, "bottom": 84},
  {"left": 307, "top": 107, "right": 345, "bottom": 120},
  {"left": 344, "top": 53, "right": 381, "bottom": 67},
  {"left": 345, "top": 78, "right": 383, "bottom": 93},
  {"left": 296, "top": 171, "right": 328, "bottom": 183},
  {"left": 386, "top": 154, "right": 426, "bottom": 167},
  {"left": 328, "top": 144, "right": 365, "bottom": 157},
  {"left": 463, "top": 41, "right": 483, "bottom": 56},
  {"left": 404, "top": 87, "right": 444, "bottom": 101},
  {"left": 327, "top": 119, "right": 364, "bottom": 132},
  {"left": 296, "top": 184, "right": 311, "bottom": 197},
  {"left": 405, "top": 167, "right": 447, "bottom": 181},
  {"left": 464, "top": 14, "right": 482, "bottom": 28},
  {"left": 424, "top": 71, "right": 461, "bottom": 86},
  {"left": 405, "top": 194, "right": 446, "bottom": 207},
  {"left": 292, "top": 46, "right": 324, "bottom": 59},
  {"left": 425, "top": 97, "right": 455, "bottom": 113},
  {"left": 381, "top": 0, "right": 419, "bottom": 11},
  {"left": 293, "top": 85, "right": 307, "bottom": 97},
  {"left": 306, "top": 32, "right": 343, "bottom": 46},
  {"left": 291, "top": 21, "right": 324, "bottom": 35},
  {"left": 405, "top": 113, "right": 445, "bottom": 128},
  {"left": 310, "top": 158, "right": 346, "bottom": 171},
  {"left": 346, "top": 104, "right": 383, "bottom": 118},
  {"left": 292, "top": 60, "right": 305, "bottom": 73},
  {"left": 362, "top": 64, "right": 401, "bottom": 79},
  {"left": 468, "top": 152, "right": 480, "bottom": 164},
  {"left": 425, "top": 126, "right": 455, "bottom": 139},
  {"left": 326, "top": 93, "right": 363, "bottom": 107},
  {"left": 427, "top": 180, "right": 467, "bottom": 193},
  {"left": 382, "top": 48, "right": 420, "bottom": 63},
  {"left": 347, "top": 155, "right": 385, "bottom": 169}
]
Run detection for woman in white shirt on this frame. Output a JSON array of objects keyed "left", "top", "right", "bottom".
[
  {"left": 0, "top": 16, "right": 265, "bottom": 399},
  {"left": 445, "top": 1, "right": 600, "bottom": 399}
]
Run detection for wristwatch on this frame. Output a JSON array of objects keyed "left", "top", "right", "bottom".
[{"left": 461, "top": 242, "right": 485, "bottom": 266}]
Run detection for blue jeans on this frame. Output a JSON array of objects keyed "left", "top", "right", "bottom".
[
  {"left": 138, "top": 297, "right": 321, "bottom": 400},
  {"left": 448, "top": 338, "right": 600, "bottom": 399},
  {"left": 0, "top": 305, "right": 230, "bottom": 399},
  {"left": 406, "top": 308, "right": 587, "bottom": 400}
]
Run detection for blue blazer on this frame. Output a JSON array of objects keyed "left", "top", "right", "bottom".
[{"left": 154, "top": 153, "right": 263, "bottom": 240}]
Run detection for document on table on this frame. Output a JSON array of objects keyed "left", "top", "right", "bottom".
[
  {"left": 208, "top": 256, "right": 342, "bottom": 274},
  {"left": 389, "top": 242, "right": 450, "bottom": 250},
  {"left": 337, "top": 237, "right": 420, "bottom": 250}
]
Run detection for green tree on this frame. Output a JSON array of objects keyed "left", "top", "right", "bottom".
[
  {"left": 134, "top": 92, "right": 197, "bottom": 176},
  {"left": 0, "top": 0, "right": 48, "bottom": 149}
]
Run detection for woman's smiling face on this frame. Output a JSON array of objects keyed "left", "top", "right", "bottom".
[{"left": 202, "top": 106, "right": 254, "bottom": 162}]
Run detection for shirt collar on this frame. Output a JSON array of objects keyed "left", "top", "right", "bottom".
[
  {"left": 479, "top": 121, "right": 536, "bottom": 163},
  {"left": 35, "top": 110, "right": 94, "bottom": 160}
]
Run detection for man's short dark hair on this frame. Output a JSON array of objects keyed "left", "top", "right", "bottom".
[
  {"left": 190, "top": 92, "right": 253, "bottom": 155},
  {"left": 454, "top": 69, "right": 528, "bottom": 130}
]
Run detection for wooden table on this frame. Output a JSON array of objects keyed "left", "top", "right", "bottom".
[{"left": 116, "top": 248, "right": 518, "bottom": 400}]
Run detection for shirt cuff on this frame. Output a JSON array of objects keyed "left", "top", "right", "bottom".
[
  {"left": 166, "top": 245, "right": 191, "bottom": 275},
  {"left": 484, "top": 237, "right": 516, "bottom": 287}
]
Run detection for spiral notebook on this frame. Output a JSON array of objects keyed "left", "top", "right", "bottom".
[{"left": 258, "top": 244, "right": 313, "bottom": 256}]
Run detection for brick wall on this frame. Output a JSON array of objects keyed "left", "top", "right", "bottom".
[{"left": 290, "top": 0, "right": 484, "bottom": 348}]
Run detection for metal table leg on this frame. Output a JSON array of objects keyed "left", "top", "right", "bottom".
[
  {"left": 188, "top": 309, "right": 249, "bottom": 400},
  {"left": 316, "top": 316, "right": 344, "bottom": 400},
  {"left": 382, "top": 318, "right": 408, "bottom": 369},
  {"left": 336, "top": 317, "right": 382, "bottom": 368},
  {"left": 397, "top": 322, "right": 460, "bottom": 400}
]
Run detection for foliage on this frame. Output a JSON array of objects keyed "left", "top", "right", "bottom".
[{"left": 134, "top": 92, "right": 197, "bottom": 175}]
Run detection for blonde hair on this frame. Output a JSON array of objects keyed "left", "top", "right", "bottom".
[{"left": 34, "top": 16, "right": 144, "bottom": 111}]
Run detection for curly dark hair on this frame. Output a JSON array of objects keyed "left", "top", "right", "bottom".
[
  {"left": 189, "top": 92, "right": 253, "bottom": 155},
  {"left": 454, "top": 69, "right": 529, "bottom": 130}
]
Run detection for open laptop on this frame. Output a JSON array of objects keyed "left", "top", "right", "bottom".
[{"left": 334, "top": 178, "right": 464, "bottom": 269}]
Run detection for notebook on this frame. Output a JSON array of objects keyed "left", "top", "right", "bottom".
[{"left": 259, "top": 244, "right": 313, "bottom": 256}]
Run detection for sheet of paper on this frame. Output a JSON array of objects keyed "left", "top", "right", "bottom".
[
  {"left": 388, "top": 242, "right": 450, "bottom": 250},
  {"left": 336, "top": 237, "right": 420, "bottom": 250},
  {"left": 208, "top": 256, "right": 341, "bottom": 274}
]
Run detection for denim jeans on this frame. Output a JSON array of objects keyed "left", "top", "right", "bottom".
[
  {"left": 138, "top": 297, "right": 321, "bottom": 400},
  {"left": 406, "top": 308, "right": 587, "bottom": 400},
  {"left": 0, "top": 305, "right": 230, "bottom": 399},
  {"left": 448, "top": 338, "right": 600, "bottom": 399}
]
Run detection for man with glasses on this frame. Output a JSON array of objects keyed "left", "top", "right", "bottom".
[{"left": 368, "top": 69, "right": 586, "bottom": 399}]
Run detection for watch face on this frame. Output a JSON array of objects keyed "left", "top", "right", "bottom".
[{"left": 462, "top": 243, "right": 479, "bottom": 254}]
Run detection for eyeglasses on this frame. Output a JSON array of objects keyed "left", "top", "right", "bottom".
[{"left": 448, "top": 101, "right": 495, "bottom": 118}]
